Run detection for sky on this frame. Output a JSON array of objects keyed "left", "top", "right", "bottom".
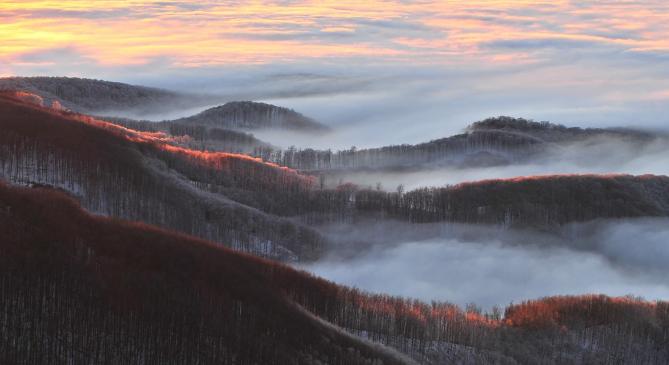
[{"left": 2, "top": 0, "right": 669, "bottom": 145}]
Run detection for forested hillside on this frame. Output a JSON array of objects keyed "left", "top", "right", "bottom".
[
  {"left": 0, "top": 77, "right": 331, "bottom": 135},
  {"left": 0, "top": 92, "right": 323, "bottom": 261},
  {"left": 259, "top": 117, "right": 660, "bottom": 172},
  {"left": 173, "top": 101, "right": 329, "bottom": 132},
  {"left": 1, "top": 182, "right": 667, "bottom": 364},
  {"left": 0, "top": 76, "right": 212, "bottom": 114},
  {"left": 3, "top": 92, "right": 669, "bottom": 261},
  {"left": 468, "top": 116, "right": 655, "bottom": 143},
  {"left": 104, "top": 116, "right": 274, "bottom": 154},
  {"left": 351, "top": 174, "right": 669, "bottom": 227},
  {"left": 0, "top": 181, "right": 410, "bottom": 365}
]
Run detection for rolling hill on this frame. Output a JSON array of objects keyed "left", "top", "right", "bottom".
[
  {"left": 1, "top": 181, "right": 667, "bottom": 364},
  {"left": 352, "top": 174, "right": 669, "bottom": 227},
  {"left": 268, "top": 117, "right": 661, "bottom": 172},
  {"left": 0, "top": 76, "right": 212, "bottom": 115},
  {"left": 3, "top": 92, "right": 669, "bottom": 256},
  {"left": 0, "top": 181, "right": 411, "bottom": 365},
  {"left": 0, "top": 91, "right": 323, "bottom": 261},
  {"left": 172, "top": 101, "right": 330, "bottom": 133}
]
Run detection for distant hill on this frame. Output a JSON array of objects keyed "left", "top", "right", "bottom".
[
  {"left": 173, "top": 101, "right": 330, "bottom": 132},
  {"left": 0, "top": 77, "right": 329, "bottom": 135},
  {"left": 270, "top": 116, "right": 661, "bottom": 171},
  {"left": 352, "top": 174, "right": 669, "bottom": 227},
  {"left": 0, "top": 76, "right": 211, "bottom": 114},
  {"left": 468, "top": 116, "right": 655, "bottom": 143}
]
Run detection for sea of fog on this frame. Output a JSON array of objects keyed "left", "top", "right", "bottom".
[
  {"left": 301, "top": 219, "right": 669, "bottom": 310},
  {"left": 318, "top": 137, "right": 669, "bottom": 191},
  {"left": 124, "top": 61, "right": 669, "bottom": 150},
  {"left": 115, "top": 70, "right": 669, "bottom": 311}
]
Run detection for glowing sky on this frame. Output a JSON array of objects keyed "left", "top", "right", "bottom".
[
  {"left": 2, "top": 1, "right": 668, "bottom": 143},
  {"left": 3, "top": 1, "right": 668, "bottom": 69}
]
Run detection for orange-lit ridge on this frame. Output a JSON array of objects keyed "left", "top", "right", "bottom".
[{"left": 0, "top": 91, "right": 314, "bottom": 185}]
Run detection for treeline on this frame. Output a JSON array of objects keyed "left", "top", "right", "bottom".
[
  {"left": 348, "top": 174, "right": 669, "bottom": 227},
  {"left": 0, "top": 92, "right": 323, "bottom": 261},
  {"left": 0, "top": 76, "right": 207, "bottom": 114},
  {"left": 255, "top": 128, "right": 544, "bottom": 171},
  {"left": 173, "top": 101, "right": 329, "bottom": 132},
  {"left": 1, "top": 182, "right": 667, "bottom": 364},
  {"left": 290, "top": 174, "right": 669, "bottom": 228},
  {"left": 107, "top": 117, "right": 272, "bottom": 154},
  {"left": 251, "top": 117, "right": 658, "bottom": 172},
  {"left": 141, "top": 116, "right": 553, "bottom": 171},
  {"left": 468, "top": 116, "right": 656, "bottom": 143}
]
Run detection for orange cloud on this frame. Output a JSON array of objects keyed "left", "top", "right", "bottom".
[{"left": 1, "top": 0, "right": 668, "bottom": 71}]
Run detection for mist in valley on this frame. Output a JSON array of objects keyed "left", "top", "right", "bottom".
[
  {"left": 85, "top": 58, "right": 669, "bottom": 150},
  {"left": 95, "top": 101, "right": 223, "bottom": 122},
  {"left": 302, "top": 218, "right": 669, "bottom": 310},
  {"left": 319, "top": 136, "right": 669, "bottom": 191}
]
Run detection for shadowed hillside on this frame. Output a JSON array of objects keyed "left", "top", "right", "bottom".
[
  {"left": 468, "top": 116, "right": 655, "bottom": 143},
  {"left": 0, "top": 181, "right": 410, "bottom": 365},
  {"left": 174, "top": 101, "right": 329, "bottom": 132},
  {"left": 101, "top": 116, "right": 275, "bottom": 154},
  {"left": 0, "top": 76, "right": 213, "bottom": 115},
  {"left": 264, "top": 117, "right": 661, "bottom": 171},
  {"left": 1, "top": 182, "right": 667, "bottom": 364},
  {"left": 0, "top": 92, "right": 323, "bottom": 261},
  {"left": 352, "top": 174, "right": 669, "bottom": 227}
]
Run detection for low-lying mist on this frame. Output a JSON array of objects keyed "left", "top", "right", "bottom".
[
  {"left": 322, "top": 136, "right": 669, "bottom": 191},
  {"left": 96, "top": 102, "right": 222, "bottom": 122},
  {"left": 301, "top": 218, "right": 669, "bottom": 310},
  {"left": 112, "top": 60, "right": 669, "bottom": 150}
]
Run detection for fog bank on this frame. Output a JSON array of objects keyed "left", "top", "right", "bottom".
[
  {"left": 302, "top": 219, "right": 669, "bottom": 310},
  {"left": 322, "top": 137, "right": 669, "bottom": 191}
]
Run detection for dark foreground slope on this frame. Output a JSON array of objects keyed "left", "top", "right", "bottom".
[
  {"left": 1, "top": 182, "right": 667, "bottom": 364},
  {"left": 0, "top": 92, "right": 323, "bottom": 261},
  {"left": 0, "top": 182, "right": 408, "bottom": 365}
]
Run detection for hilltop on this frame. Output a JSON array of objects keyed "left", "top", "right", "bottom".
[
  {"left": 0, "top": 76, "right": 211, "bottom": 114},
  {"left": 173, "top": 101, "right": 330, "bottom": 132},
  {"left": 264, "top": 116, "right": 661, "bottom": 171}
]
